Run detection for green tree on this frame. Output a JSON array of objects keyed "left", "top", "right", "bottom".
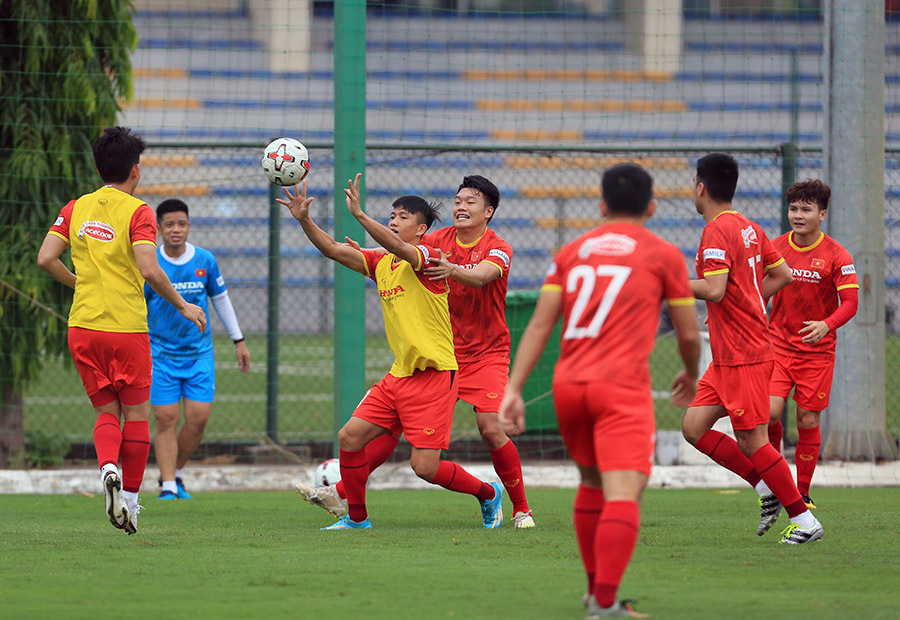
[{"left": 0, "top": 0, "right": 137, "bottom": 466}]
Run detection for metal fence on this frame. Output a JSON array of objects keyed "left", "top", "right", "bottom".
[{"left": 16, "top": 144, "right": 900, "bottom": 455}]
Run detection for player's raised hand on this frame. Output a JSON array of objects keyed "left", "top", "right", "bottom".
[
  {"left": 180, "top": 302, "right": 207, "bottom": 333},
  {"left": 344, "top": 173, "right": 363, "bottom": 217},
  {"left": 670, "top": 370, "right": 697, "bottom": 407},
  {"left": 799, "top": 319, "right": 829, "bottom": 344},
  {"left": 343, "top": 236, "right": 362, "bottom": 251},
  {"left": 499, "top": 391, "right": 526, "bottom": 436},
  {"left": 424, "top": 250, "right": 457, "bottom": 281},
  {"left": 277, "top": 180, "right": 315, "bottom": 221}
]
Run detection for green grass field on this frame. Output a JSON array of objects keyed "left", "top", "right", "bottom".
[{"left": 2, "top": 487, "right": 898, "bottom": 620}]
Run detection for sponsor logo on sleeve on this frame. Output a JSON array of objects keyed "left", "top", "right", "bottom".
[
  {"left": 77, "top": 220, "right": 115, "bottom": 242},
  {"left": 216, "top": 275, "right": 225, "bottom": 287},
  {"left": 195, "top": 268, "right": 207, "bottom": 277},
  {"left": 487, "top": 248, "right": 510, "bottom": 266},
  {"left": 54, "top": 216, "right": 64, "bottom": 227},
  {"left": 841, "top": 264, "right": 856, "bottom": 275},
  {"left": 416, "top": 245, "right": 431, "bottom": 263},
  {"left": 703, "top": 248, "right": 726, "bottom": 261},
  {"left": 546, "top": 262, "right": 558, "bottom": 276}
]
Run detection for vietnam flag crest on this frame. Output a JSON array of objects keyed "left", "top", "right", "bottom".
[
  {"left": 811, "top": 258, "right": 825, "bottom": 269},
  {"left": 196, "top": 268, "right": 207, "bottom": 277}
]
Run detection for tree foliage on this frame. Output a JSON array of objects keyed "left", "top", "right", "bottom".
[{"left": 0, "top": 0, "right": 137, "bottom": 397}]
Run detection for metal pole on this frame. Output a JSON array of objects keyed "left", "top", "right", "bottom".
[
  {"left": 779, "top": 141, "right": 797, "bottom": 440},
  {"left": 266, "top": 182, "right": 280, "bottom": 442},
  {"left": 822, "top": 0, "right": 894, "bottom": 460},
  {"left": 333, "top": 0, "right": 367, "bottom": 458}
]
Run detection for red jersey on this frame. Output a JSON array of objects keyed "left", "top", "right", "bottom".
[
  {"left": 421, "top": 227, "right": 512, "bottom": 363},
  {"left": 695, "top": 211, "right": 784, "bottom": 366},
  {"left": 769, "top": 231, "right": 858, "bottom": 360},
  {"left": 542, "top": 222, "right": 694, "bottom": 388}
]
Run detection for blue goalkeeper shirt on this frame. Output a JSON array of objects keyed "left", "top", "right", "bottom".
[{"left": 145, "top": 243, "right": 227, "bottom": 359}]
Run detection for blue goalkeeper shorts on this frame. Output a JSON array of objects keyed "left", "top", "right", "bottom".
[{"left": 150, "top": 353, "right": 216, "bottom": 405}]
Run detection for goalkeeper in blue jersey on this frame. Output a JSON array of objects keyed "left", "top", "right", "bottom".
[{"left": 144, "top": 199, "right": 251, "bottom": 500}]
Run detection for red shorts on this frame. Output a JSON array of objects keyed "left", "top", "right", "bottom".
[
  {"left": 769, "top": 354, "right": 834, "bottom": 411},
  {"left": 689, "top": 361, "right": 774, "bottom": 430},
  {"left": 353, "top": 368, "right": 458, "bottom": 449},
  {"left": 68, "top": 327, "right": 152, "bottom": 408},
  {"left": 552, "top": 380, "right": 655, "bottom": 476},
  {"left": 457, "top": 356, "right": 509, "bottom": 413}
]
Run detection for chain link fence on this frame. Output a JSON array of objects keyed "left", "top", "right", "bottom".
[{"left": 14, "top": 145, "right": 900, "bottom": 457}]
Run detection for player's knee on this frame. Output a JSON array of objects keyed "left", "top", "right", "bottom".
[
  {"left": 681, "top": 418, "right": 701, "bottom": 445},
  {"left": 153, "top": 411, "right": 179, "bottom": 432},
  {"left": 410, "top": 457, "right": 438, "bottom": 482},
  {"left": 797, "top": 409, "right": 821, "bottom": 429},
  {"left": 478, "top": 425, "right": 507, "bottom": 450}
]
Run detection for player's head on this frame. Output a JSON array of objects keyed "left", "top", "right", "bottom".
[
  {"left": 786, "top": 179, "right": 830, "bottom": 236},
  {"left": 390, "top": 195, "right": 442, "bottom": 242},
  {"left": 455, "top": 175, "right": 500, "bottom": 229},
  {"left": 156, "top": 198, "right": 191, "bottom": 247},
  {"left": 600, "top": 163, "right": 655, "bottom": 217},
  {"left": 694, "top": 153, "right": 739, "bottom": 206},
  {"left": 93, "top": 126, "right": 146, "bottom": 185},
  {"left": 786, "top": 178, "right": 831, "bottom": 211}
]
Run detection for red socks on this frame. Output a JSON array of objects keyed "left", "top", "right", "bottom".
[
  {"left": 93, "top": 413, "right": 122, "bottom": 470},
  {"left": 432, "top": 461, "right": 495, "bottom": 501},
  {"left": 749, "top": 444, "right": 806, "bottom": 517},
  {"left": 593, "top": 500, "right": 641, "bottom": 609},
  {"left": 490, "top": 440, "right": 529, "bottom": 514},
  {"left": 574, "top": 485, "right": 605, "bottom": 596},
  {"left": 339, "top": 448, "right": 370, "bottom": 523},
  {"left": 120, "top": 420, "right": 150, "bottom": 493},
  {"left": 334, "top": 433, "right": 399, "bottom": 500},
  {"left": 695, "top": 430, "right": 762, "bottom": 488},
  {"left": 768, "top": 420, "right": 783, "bottom": 453},
  {"left": 795, "top": 426, "right": 821, "bottom": 496}
]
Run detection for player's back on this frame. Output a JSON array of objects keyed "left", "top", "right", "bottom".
[
  {"left": 696, "top": 211, "right": 782, "bottom": 366},
  {"left": 544, "top": 222, "right": 692, "bottom": 389},
  {"left": 58, "top": 187, "right": 156, "bottom": 332}
]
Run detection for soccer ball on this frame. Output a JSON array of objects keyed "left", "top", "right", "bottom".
[
  {"left": 314, "top": 458, "right": 341, "bottom": 487},
  {"left": 261, "top": 137, "right": 310, "bottom": 186}
]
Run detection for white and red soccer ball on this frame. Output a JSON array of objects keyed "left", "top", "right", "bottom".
[
  {"left": 314, "top": 458, "right": 341, "bottom": 487},
  {"left": 261, "top": 137, "right": 310, "bottom": 186}
]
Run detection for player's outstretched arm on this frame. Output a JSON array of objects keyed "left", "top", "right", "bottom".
[
  {"left": 668, "top": 304, "right": 701, "bottom": 407},
  {"left": 761, "top": 261, "right": 793, "bottom": 299},
  {"left": 500, "top": 288, "right": 562, "bottom": 436},
  {"left": 344, "top": 173, "right": 421, "bottom": 266},
  {"left": 36, "top": 235, "right": 76, "bottom": 289},
  {"left": 134, "top": 244, "right": 207, "bottom": 333},
  {"left": 278, "top": 180, "right": 366, "bottom": 275},
  {"left": 424, "top": 253, "right": 501, "bottom": 288}
]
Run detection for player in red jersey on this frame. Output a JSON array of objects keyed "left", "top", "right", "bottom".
[
  {"left": 281, "top": 175, "right": 503, "bottom": 530},
  {"left": 296, "top": 176, "right": 535, "bottom": 529},
  {"left": 501, "top": 163, "right": 701, "bottom": 618},
  {"left": 766, "top": 179, "right": 859, "bottom": 508},
  {"left": 681, "top": 153, "right": 824, "bottom": 545},
  {"left": 37, "top": 127, "right": 206, "bottom": 534}
]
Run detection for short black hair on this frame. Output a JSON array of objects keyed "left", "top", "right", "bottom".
[
  {"left": 458, "top": 175, "right": 500, "bottom": 221},
  {"left": 601, "top": 163, "right": 653, "bottom": 216},
  {"left": 392, "top": 195, "right": 442, "bottom": 230},
  {"left": 157, "top": 198, "right": 189, "bottom": 221},
  {"left": 786, "top": 179, "right": 831, "bottom": 211},
  {"left": 696, "top": 153, "right": 739, "bottom": 203},
  {"left": 92, "top": 126, "right": 146, "bottom": 184}
]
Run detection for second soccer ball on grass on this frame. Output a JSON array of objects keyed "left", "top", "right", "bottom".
[{"left": 314, "top": 459, "right": 341, "bottom": 487}]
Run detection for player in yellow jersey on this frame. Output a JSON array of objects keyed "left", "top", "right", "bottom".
[
  {"left": 37, "top": 126, "right": 206, "bottom": 535},
  {"left": 279, "top": 175, "right": 503, "bottom": 530}
]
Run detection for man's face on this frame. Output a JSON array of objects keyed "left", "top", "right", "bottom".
[
  {"left": 788, "top": 200, "right": 825, "bottom": 236},
  {"left": 159, "top": 211, "right": 190, "bottom": 247},
  {"left": 388, "top": 207, "right": 424, "bottom": 243},
  {"left": 453, "top": 187, "right": 494, "bottom": 232}
]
